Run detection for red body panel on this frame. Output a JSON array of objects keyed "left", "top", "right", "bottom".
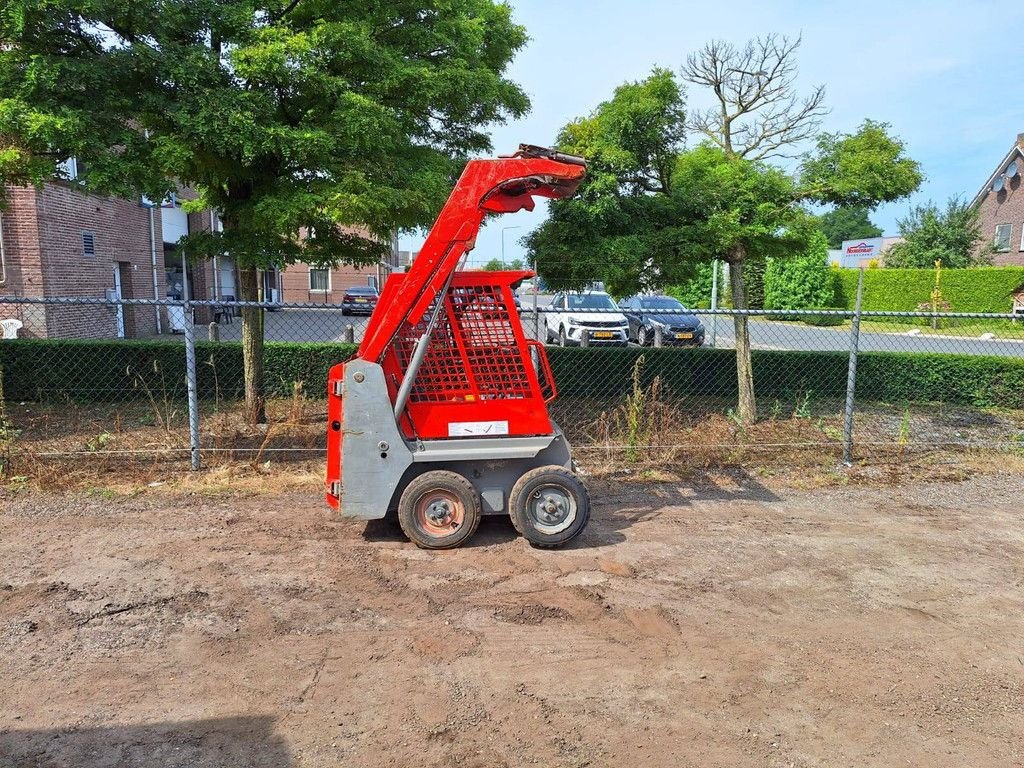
[
  {"left": 381, "top": 270, "right": 555, "bottom": 440},
  {"left": 325, "top": 146, "right": 585, "bottom": 506},
  {"left": 325, "top": 361, "right": 344, "bottom": 509}
]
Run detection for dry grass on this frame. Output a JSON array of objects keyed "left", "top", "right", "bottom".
[{"left": 3, "top": 380, "right": 1022, "bottom": 496}]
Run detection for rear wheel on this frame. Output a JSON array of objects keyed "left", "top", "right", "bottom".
[
  {"left": 398, "top": 471, "right": 481, "bottom": 549},
  {"left": 509, "top": 466, "right": 590, "bottom": 548},
  {"left": 637, "top": 325, "right": 648, "bottom": 346}
]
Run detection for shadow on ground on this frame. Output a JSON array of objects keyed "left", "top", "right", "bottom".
[
  {"left": 360, "top": 469, "right": 782, "bottom": 550},
  {"left": 0, "top": 716, "right": 289, "bottom": 768},
  {"left": 362, "top": 513, "right": 521, "bottom": 548},
  {"left": 588, "top": 469, "right": 782, "bottom": 543}
]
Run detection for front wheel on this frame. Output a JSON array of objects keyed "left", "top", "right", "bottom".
[
  {"left": 509, "top": 466, "right": 590, "bottom": 549},
  {"left": 398, "top": 471, "right": 481, "bottom": 549},
  {"left": 558, "top": 326, "right": 568, "bottom": 347},
  {"left": 637, "top": 325, "right": 649, "bottom": 346}
]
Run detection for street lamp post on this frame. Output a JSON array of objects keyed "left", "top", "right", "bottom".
[{"left": 501, "top": 225, "right": 521, "bottom": 267}]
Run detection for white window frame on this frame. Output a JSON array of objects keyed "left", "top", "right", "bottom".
[
  {"left": 1020, "top": 223, "right": 1024, "bottom": 252},
  {"left": 57, "top": 156, "right": 79, "bottom": 181},
  {"left": 0, "top": 214, "right": 6, "bottom": 284},
  {"left": 995, "top": 223, "right": 1012, "bottom": 252},
  {"left": 308, "top": 267, "right": 331, "bottom": 292}
]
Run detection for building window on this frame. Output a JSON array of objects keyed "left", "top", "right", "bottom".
[
  {"left": 82, "top": 231, "right": 96, "bottom": 257},
  {"left": 1020, "top": 224, "right": 1024, "bottom": 252},
  {"left": 994, "top": 224, "right": 1012, "bottom": 252},
  {"left": 309, "top": 268, "right": 330, "bottom": 292},
  {"left": 58, "top": 156, "right": 88, "bottom": 183}
]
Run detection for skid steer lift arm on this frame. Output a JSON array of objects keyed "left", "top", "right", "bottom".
[
  {"left": 326, "top": 145, "right": 590, "bottom": 550},
  {"left": 357, "top": 145, "right": 587, "bottom": 364}
]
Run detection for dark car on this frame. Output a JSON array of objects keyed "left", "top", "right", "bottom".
[
  {"left": 619, "top": 295, "right": 705, "bottom": 347},
  {"left": 341, "top": 285, "right": 379, "bottom": 316}
]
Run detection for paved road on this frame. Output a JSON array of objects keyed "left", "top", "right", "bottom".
[
  {"left": 217, "top": 304, "right": 1023, "bottom": 358},
  {"left": 703, "top": 317, "right": 1024, "bottom": 357}
]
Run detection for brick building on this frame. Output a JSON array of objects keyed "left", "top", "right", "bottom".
[
  {"left": 277, "top": 228, "right": 401, "bottom": 303},
  {"left": 280, "top": 262, "right": 381, "bottom": 303},
  {"left": 0, "top": 169, "right": 243, "bottom": 339},
  {"left": 972, "top": 132, "right": 1024, "bottom": 266}
]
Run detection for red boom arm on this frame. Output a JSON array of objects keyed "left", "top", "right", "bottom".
[{"left": 357, "top": 145, "right": 587, "bottom": 363}]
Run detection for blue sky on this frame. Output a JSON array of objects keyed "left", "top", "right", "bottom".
[{"left": 423, "top": 0, "right": 1024, "bottom": 266}]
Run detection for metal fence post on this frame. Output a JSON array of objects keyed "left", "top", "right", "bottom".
[
  {"left": 182, "top": 299, "right": 202, "bottom": 470},
  {"left": 842, "top": 269, "right": 865, "bottom": 464},
  {"left": 533, "top": 283, "right": 541, "bottom": 341},
  {"left": 709, "top": 259, "right": 719, "bottom": 348}
]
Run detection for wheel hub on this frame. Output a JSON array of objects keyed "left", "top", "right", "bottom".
[
  {"left": 414, "top": 490, "right": 465, "bottom": 536},
  {"left": 529, "top": 485, "right": 577, "bottom": 534},
  {"left": 426, "top": 499, "right": 453, "bottom": 526}
]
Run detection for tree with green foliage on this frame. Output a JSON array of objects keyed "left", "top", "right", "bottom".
[
  {"left": 529, "top": 36, "right": 922, "bottom": 424},
  {"left": 0, "top": 1, "right": 528, "bottom": 422},
  {"left": 482, "top": 257, "right": 524, "bottom": 271},
  {"left": 818, "top": 207, "right": 882, "bottom": 248},
  {"left": 668, "top": 261, "right": 723, "bottom": 309},
  {"left": 763, "top": 230, "right": 835, "bottom": 310},
  {"left": 524, "top": 68, "right": 689, "bottom": 296},
  {"left": 884, "top": 197, "right": 992, "bottom": 269}
]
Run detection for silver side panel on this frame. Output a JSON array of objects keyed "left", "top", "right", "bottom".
[
  {"left": 340, "top": 360, "right": 414, "bottom": 519},
  {"left": 339, "top": 363, "right": 575, "bottom": 520},
  {"left": 412, "top": 435, "right": 555, "bottom": 463}
]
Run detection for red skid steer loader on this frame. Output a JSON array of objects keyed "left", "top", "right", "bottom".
[{"left": 325, "top": 145, "right": 589, "bottom": 549}]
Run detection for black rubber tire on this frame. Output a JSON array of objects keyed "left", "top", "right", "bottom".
[
  {"left": 397, "top": 471, "right": 481, "bottom": 550},
  {"left": 558, "top": 326, "right": 568, "bottom": 347},
  {"left": 509, "top": 466, "right": 590, "bottom": 549},
  {"left": 637, "top": 325, "right": 648, "bottom": 346}
]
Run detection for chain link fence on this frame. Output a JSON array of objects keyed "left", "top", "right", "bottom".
[{"left": 2, "top": 292, "right": 1023, "bottom": 477}]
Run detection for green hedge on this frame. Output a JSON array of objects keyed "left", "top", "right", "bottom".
[
  {"left": 548, "top": 347, "right": 849, "bottom": 399},
  {"left": 2, "top": 339, "right": 1023, "bottom": 410},
  {"left": 550, "top": 347, "right": 1024, "bottom": 409},
  {"left": 0, "top": 339, "right": 358, "bottom": 402},
  {"left": 832, "top": 267, "right": 1024, "bottom": 313},
  {"left": 802, "top": 310, "right": 846, "bottom": 327}
]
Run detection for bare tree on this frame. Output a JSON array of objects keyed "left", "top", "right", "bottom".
[
  {"left": 681, "top": 34, "right": 827, "bottom": 423},
  {"left": 682, "top": 34, "right": 828, "bottom": 161}
]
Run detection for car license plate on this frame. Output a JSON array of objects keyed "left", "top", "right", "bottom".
[
  {"left": 675, "top": 332, "right": 693, "bottom": 339},
  {"left": 593, "top": 331, "right": 614, "bottom": 339},
  {"left": 355, "top": 298, "right": 368, "bottom": 303}
]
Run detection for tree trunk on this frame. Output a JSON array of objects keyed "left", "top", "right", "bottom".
[
  {"left": 729, "top": 248, "right": 757, "bottom": 425},
  {"left": 238, "top": 266, "right": 267, "bottom": 424}
]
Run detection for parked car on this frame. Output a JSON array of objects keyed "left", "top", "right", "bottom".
[
  {"left": 545, "top": 291, "right": 628, "bottom": 347},
  {"left": 619, "top": 295, "right": 705, "bottom": 346},
  {"left": 341, "top": 285, "right": 379, "bottom": 316}
]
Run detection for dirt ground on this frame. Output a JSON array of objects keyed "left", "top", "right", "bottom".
[{"left": 1, "top": 468, "right": 1023, "bottom": 768}]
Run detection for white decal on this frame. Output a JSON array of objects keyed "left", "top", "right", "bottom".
[{"left": 448, "top": 420, "right": 510, "bottom": 437}]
